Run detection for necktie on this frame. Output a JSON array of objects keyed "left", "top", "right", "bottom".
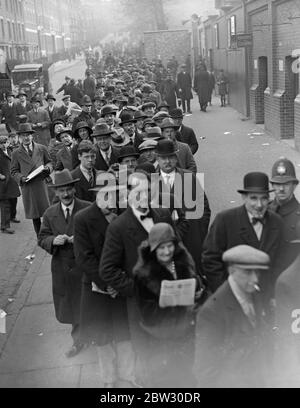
[
  {"left": 165, "top": 175, "right": 172, "bottom": 187},
  {"left": 88, "top": 170, "right": 94, "bottom": 187},
  {"left": 252, "top": 217, "right": 265, "bottom": 226},
  {"left": 104, "top": 152, "right": 110, "bottom": 166},
  {"left": 65, "top": 208, "right": 71, "bottom": 224},
  {"left": 27, "top": 147, "right": 33, "bottom": 157}
]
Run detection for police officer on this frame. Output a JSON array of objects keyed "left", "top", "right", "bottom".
[{"left": 269, "top": 157, "right": 300, "bottom": 270}]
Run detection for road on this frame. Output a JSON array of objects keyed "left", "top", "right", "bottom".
[{"left": 0, "top": 93, "right": 300, "bottom": 387}]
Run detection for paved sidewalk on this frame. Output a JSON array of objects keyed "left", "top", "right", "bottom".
[{"left": 0, "top": 96, "right": 299, "bottom": 387}]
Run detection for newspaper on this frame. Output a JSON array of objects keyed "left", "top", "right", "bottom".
[
  {"left": 91, "top": 282, "right": 110, "bottom": 295},
  {"left": 159, "top": 278, "right": 196, "bottom": 308},
  {"left": 26, "top": 165, "right": 45, "bottom": 183}
]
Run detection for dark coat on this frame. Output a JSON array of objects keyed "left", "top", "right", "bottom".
[
  {"left": 174, "top": 141, "right": 197, "bottom": 173},
  {"left": 157, "top": 167, "right": 211, "bottom": 275},
  {"left": 1, "top": 103, "right": 18, "bottom": 132},
  {"left": 45, "top": 106, "right": 61, "bottom": 124},
  {"left": 194, "top": 70, "right": 211, "bottom": 104},
  {"left": 0, "top": 149, "right": 20, "bottom": 200},
  {"left": 55, "top": 146, "right": 73, "bottom": 171},
  {"left": 27, "top": 109, "right": 51, "bottom": 147},
  {"left": 83, "top": 77, "right": 96, "bottom": 99},
  {"left": 72, "top": 112, "right": 94, "bottom": 133},
  {"left": 269, "top": 196, "right": 300, "bottom": 271},
  {"left": 133, "top": 241, "right": 198, "bottom": 387},
  {"left": 74, "top": 203, "right": 130, "bottom": 346},
  {"left": 38, "top": 198, "right": 90, "bottom": 324},
  {"left": 202, "top": 205, "right": 284, "bottom": 298},
  {"left": 195, "top": 281, "right": 269, "bottom": 387},
  {"left": 68, "top": 84, "right": 83, "bottom": 105},
  {"left": 176, "top": 124, "right": 199, "bottom": 155},
  {"left": 11, "top": 143, "right": 52, "bottom": 219},
  {"left": 71, "top": 166, "right": 96, "bottom": 202},
  {"left": 177, "top": 72, "right": 193, "bottom": 100},
  {"left": 160, "top": 79, "right": 178, "bottom": 110},
  {"left": 16, "top": 102, "right": 32, "bottom": 120},
  {"left": 94, "top": 146, "right": 120, "bottom": 171}
]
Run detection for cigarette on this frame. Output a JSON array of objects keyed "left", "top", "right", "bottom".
[{"left": 254, "top": 284, "right": 260, "bottom": 292}]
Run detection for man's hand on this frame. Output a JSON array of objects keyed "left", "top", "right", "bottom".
[
  {"left": 107, "top": 286, "right": 118, "bottom": 299},
  {"left": 67, "top": 236, "right": 74, "bottom": 244},
  {"left": 0, "top": 174, "right": 6, "bottom": 181},
  {"left": 53, "top": 235, "right": 68, "bottom": 246}
]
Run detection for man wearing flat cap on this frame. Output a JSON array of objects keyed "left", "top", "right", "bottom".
[
  {"left": 269, "top": 157, "right": 300, "bottom": 271},
  {"left": 195, "top": 245, "right": 270, "bottom": 387},
  {"left": 202, "top": 172, "right": 284, "bottom": 309},
  {"left": 38, "top": 169, "right": 90, "bottom": 358}
]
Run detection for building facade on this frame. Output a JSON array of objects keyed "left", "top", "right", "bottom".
[{"left": 200, "top": 0, "right": 300, "bottom": 150}]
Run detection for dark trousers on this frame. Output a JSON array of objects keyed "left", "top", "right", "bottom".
[
  {"left": 0, "top": 199, "right": 11, "bottom": 230},
  {"left": 221, "top": 95, "right": 226, "bottom": 106},
  {"left": 32, "top": 218, "right": 41, "bottom": 236},
  {"left": 9, "top": 198, "right": 17, "bottom": 220},
  {"left": 182, "top": 99, "right": 191, "bottom": 113}
]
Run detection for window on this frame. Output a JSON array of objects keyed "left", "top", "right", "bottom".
[
  {"left": 214, "top": 24, "right": 219, "bottom": 49},
  {"left": 228, "top": 15, "right": 236, "bottom": 48}
]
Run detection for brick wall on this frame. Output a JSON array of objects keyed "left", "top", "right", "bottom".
[{"left": 143, "top": 29, "right": 191, "bottom": 66}]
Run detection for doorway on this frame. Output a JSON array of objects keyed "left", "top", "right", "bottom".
[{"left": 284, "top": 56, "right": 300, "bottom": 138}]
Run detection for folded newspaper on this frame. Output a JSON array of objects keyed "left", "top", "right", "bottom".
[
  {"left": 91, "top": 282, "right": 110, "bottom": 295},
  {"left": 26, "top": 165, "right": 45, "bottom": 183},
  {"left": 159, "top": 278, "right": 196, "bottom": 308}
]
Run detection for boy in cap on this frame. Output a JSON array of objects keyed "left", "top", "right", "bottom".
[{"left": 195, "top": 245, "right": 270, "bottom": 387}]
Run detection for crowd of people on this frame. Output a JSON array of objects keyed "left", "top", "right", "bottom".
[{"left": 0, "top": 48, "right": 299, "bottom": 388}]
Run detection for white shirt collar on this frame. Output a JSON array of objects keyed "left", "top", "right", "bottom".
[
  {"left": 61, "top": 200, "right": 75, "bottom": 216},
  {"left": 131, "top": 205, "right": 154, "bottom": 233},
  {"left": 80, "top": 165, "right": 93, "bottom": 181},
  {"left": 100, "top": 146, "right": 112, "bottom": 159},
  {"left": 160, "top": 169, "right": 176, "bottom": 185}
]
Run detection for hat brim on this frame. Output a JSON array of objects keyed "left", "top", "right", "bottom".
[
  {"left": 156, "top": 150, "right": 179, "bottom": 156},
  {"left": 232, "top": 263, "right": 269, "bottom": 270},
  {"left": 49, "top": 178, "right": 80, "bottom": 188},
  {"left": 270, "top": 177, "right": 299, "bottom": 184},
  {"left": 161, "top": 125, "right": 180, "bottom": 130},
  {"left": 118, "top": 153, "right": 140, "bottom": 162},
  {"left": 92, "top": 131, "right": 114, "bottom": 138},
  {"left": 120, "top": 120, "right": 137, "bottom": 126},
  {"left": 237, "top": 188, "right": 274, "bottom": 194},
  {"left": 17, "top": 130, "right": 36, "bottom": 135}
]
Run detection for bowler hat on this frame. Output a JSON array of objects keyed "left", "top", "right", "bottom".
[
  {"left": 101, "top": 104, "right": 118, "bottom": 117},
  {"left": 50, "top": 169, "right": 80, "bottom": 188},
  {"left": 56, "top": 128, "right": 74, "bottom": 141},
  {"left": 156, "top": 139, "right": 178, "bottom": 156},
  {"left": 119, "top": 112, "right": 137, "bottom": 126},
  {"left": 17, "top": 123, "right": 36, "bottom": 135},
  {"left": 270, "top": 157, "right": 299, "bottom": 185},
  {"left": 148, "top": 223, "right": 177, "bottom": 252},
  {"left": 118, "top": 145, "right": 140, "bottom": 162},
  {"left": 46, "top": 94, "right": 56, "bottom": 101},
  {"left": 222, "top": 245, "right": 270, "bottom": 270},
  {"left": 80, "top": 95, "right": 92, "bottom": 106},
  {"left": 160, "top": 118, "right": 180, "bottom": 130},
  {"left": 92, "top": 123, "right": 114, "bottom": 138},
  {"left": 169, "top": 108, "right": 184, "bottom": 119},
  {"left": 237, "top": 172, "right": 273, "bottom": 194}
]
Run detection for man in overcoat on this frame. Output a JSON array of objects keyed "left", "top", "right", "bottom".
[
  {"left": 195, "top": 245, "right": 271, "bottom": 387},
  {"left": 55, "top": 129, "right": 74, "bottom": 171},
  {"left": 11, "top": 123, "right": 52, "bottom": 236},
  {"left": 176, "top": 64, "right": 193, "bottom": 114},
  {"left": 0, "top": 92, "right": 18, "bottom": 133},
  {"left": 38, "top": 169, "right": 90, "bottom": 358},
  {"left": 92, "top": 123, "right": 120, "bottom": 172},
  {"left": 202, "top": 172, "right": 284, "bottom": 312},
  {"left": 27, "top": 97, "right": 51, "bottom": 147},
  {"left": 170, "top": 108, "right": 199, "bottom": 155}
]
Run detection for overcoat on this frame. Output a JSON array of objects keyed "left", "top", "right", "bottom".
[
  {"left": 194, "top": 70, "right": 211, "bottom": 104},
  {"left": 55, "top": 146, "right": 73, "bottom": 171},
  {"left": 74, "top": 203, "right": 130, "bottom": 346},
  {"left": 175, "top": 141, "right": 197, "bottom": 174},
  {"left": 11, "top": 143, "right": 52, "bottom": 219},
  {"left": 177, "top": 72, "right": 193, "bottom": 100},
  {"left": 0, "top": 103, "right": 18, "bottom": 132},
  {"left": 38, "top": 198, "right": 90, "bottom": 324},
  {"left": 27, "top": 109, "right": 51, "bottom": 146},
  {"left": 71, "top": 166, "right": 96, "bottom": 202},
  {"left": 176, "top": 124, "right": 199, "bottom": 155},
  {"left": 94, "top": 146, "right": 120, "bottom": 172},
  {"left": 195, "top": 281, "right": 269, "bottom": 387},
  {"left": 160, "top": 79, "right": 178, "bottom": 110},
  {"left": 202, "top": 205, "right": 284, "bottom": 298},
  {"left": 0, "top": 149, "right": 20, "bottom": 200}
]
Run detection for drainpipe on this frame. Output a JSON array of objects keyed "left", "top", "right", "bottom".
[{"left": 242, "top": 0, "right": 250, "bottom": 117}]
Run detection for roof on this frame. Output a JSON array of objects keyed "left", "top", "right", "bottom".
[{"left": 12, "top": 64, "right": 43, "bottom": 72}]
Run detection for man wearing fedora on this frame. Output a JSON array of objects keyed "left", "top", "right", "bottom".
[
  {"left": 11, "top": 123, "right": 53, "bottom": 236},
  {"left": 117, "top": 145, "right": 140, "bottom": 176},
  {"left": 38, "top": 169, "right": 90, "bottom": 358},
  {"left": 269, "top": 157, "right": 300, "bottom": 271},
  {"left": 195, "top": 245, "right": 271, "bottom": 387},
  {"left": 55, "top": 129, "right": 75, "bottom": 171},
  {"left": 45, "top": 94, "right": 60, "bottom": 124},
  {"left": 170, "top": 108, "right": 199, "bottom": 155},
  {"left": 274, "top": 221, "right": 300, "bottom": 386},
  {"left": 0, "top": 92, "right": 18, "bottom": 133},
  {"left": 71, "top": 140, "right": 97, "bottom": 202},
  {"left": 160, "top": 118, "right": 197, "bottom": 174},
  {"left": 27, "top": 96, "right": 51, "bottom": 147},
  {"left": 202, "top": 172, "right": 284, "bottom": 309},
  {"left": 72, "top": 95, "right": 95, "bottom": 133},
  {"left": 119, "top": 112, "right": 143, "bottom": 150},
  {"left": 16, "top": 91, "right": 32, "bottom": 122},
  {"left": 74, "top": 177, "right": 135, "bottom": 387},
  {"left": 176, "top": 64, "right": 193, "bottom": 114},
  {"left": 92, "top": 123, "right": 120, "bottom": 172},
  {"left": 101, "top": 104, "right": 118, "bottom": 131}
]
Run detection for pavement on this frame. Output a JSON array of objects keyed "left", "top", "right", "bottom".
[{"left": 0, "top": 95, "right": 300, "bottom": 388}]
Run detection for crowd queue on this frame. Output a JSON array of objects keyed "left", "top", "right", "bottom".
[{"left": 0, "top": 49, "right": 299, "bottom": 388}]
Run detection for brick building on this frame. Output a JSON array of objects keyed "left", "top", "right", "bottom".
[{"left": 200, "top": 0, "right": 300, "bottom": 150}]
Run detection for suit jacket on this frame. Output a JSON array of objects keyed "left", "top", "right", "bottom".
[
  {"left": 46, "top": 106, "right": 61, "bottom": 123},
  {"left": 202, "top": 205, "right": 284, "bottom": 296},
  {"left": 71, "top": 166, "right": 97, "bottom": 202},
  {"left": 11, "top": 143, "right": 52, "bottom": 219},
  {"left": 176, "top": 141, "right": 197, "bottom": 173},
  {"left": 177, "top": 124, "right": 199, "bottom": 155},
  {"left": 94, "top": 146, "right": 120, "bottom": 171},
  {"left": 16, "top": 102, "right": 32, "bottom": 120},
  {"left": 99, "top": 207, "right": 175, "bottom": 296},
  {"left": 38, "top": 198, "right": 90, "bottom": 323},
  {"left": 1, "top": 103, "right": 18, "bottom": 132},
  {"left": 0, "top": 149, "right": 20, "bottom": 200},
  {"left": 55, "top": 146, "right": 73, "bottom": 171},
  {"left": 195, "top": 281, "right": 268, "bottom": 387}
]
